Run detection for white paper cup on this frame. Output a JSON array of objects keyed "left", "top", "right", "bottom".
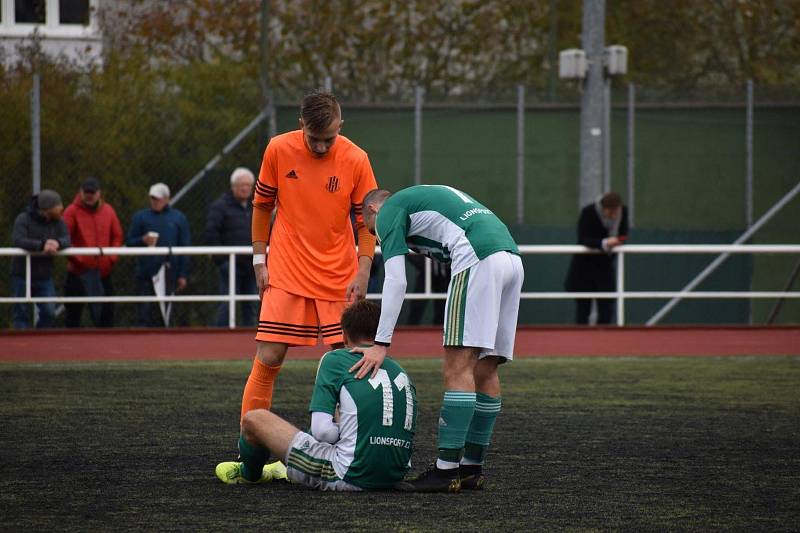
[{"left": 146, "top": 231, "right": 159, "bottom": 246}]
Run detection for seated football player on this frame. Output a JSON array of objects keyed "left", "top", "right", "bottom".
[{"left": 216, "top": 299, "right": 417, "bottom": 491}]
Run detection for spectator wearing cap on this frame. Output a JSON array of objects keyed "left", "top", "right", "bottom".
[
  {"left": 204, "top": 167, "right": 258, "bottom": 327},
  {"left": 10, "top": 189, "right": 71, "bottom": 328},
  {"left": 62, "top": 177, "right": 124, "bottom": 327},
  {"left": 126, "top": 183, "right": 191, "bottom": 327}
]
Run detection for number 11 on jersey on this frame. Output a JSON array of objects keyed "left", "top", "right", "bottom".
[{"left": 369, "top": 370, "right": 414, "bottom": 431}]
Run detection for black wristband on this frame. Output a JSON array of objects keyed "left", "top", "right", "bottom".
[{"left": 374, "top": 341, "right": 390, "bottom": 347}]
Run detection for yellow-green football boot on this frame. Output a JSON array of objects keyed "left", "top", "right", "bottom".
[{"left": 215, "top": 461, "right": 288, "bottom": 484}]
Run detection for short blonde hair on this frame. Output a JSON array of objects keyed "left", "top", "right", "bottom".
[{"left": 230, "top": 167, "right": 255, "bottom": 185}]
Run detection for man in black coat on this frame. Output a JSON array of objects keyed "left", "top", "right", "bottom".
[
  {"left": 11, "top": 190, "right": 71, "bottom": 328},
  {"left": 205, "top": 167, "right": 258, "bottom": 327},
  {"left": 564, "top": 191, "right": 629, "bottom": 325}
]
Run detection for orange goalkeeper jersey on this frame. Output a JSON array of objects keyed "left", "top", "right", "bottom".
[{"left": 253, "top": 130, "right": 378, "bottom": 300}]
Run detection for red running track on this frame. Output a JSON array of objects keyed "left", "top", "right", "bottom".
[{"left": 0, "top": 326, "right": 798, "bottom": 363}]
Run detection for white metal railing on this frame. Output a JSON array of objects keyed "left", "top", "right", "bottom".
[{"left": 1, "top": 244, "right": 799, "bottom": 327}]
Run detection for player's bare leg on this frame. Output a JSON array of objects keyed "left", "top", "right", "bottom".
[
  {"left": 442, "top": 346, "right": 480, "bottom": 391},
  {"left": 473, "top": 356, "right": 501, "bottom": 397},
  {"left": 241, "top": 409, "right": 300, "bottom": 462},
  {"left": 255, "top": 340, "right": 289, "bottom": 366}
]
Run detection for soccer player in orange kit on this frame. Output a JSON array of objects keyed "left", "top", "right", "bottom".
[{"left": 237, "top": 90, "right": 378, "bottom": 431}]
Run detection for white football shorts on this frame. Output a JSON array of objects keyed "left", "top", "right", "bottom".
[
  {"left": 284, "top": 431, "right": 362, "bottom": 492},
  {"left": 443, "top": 251, "right": 524, "bottom": 361}
]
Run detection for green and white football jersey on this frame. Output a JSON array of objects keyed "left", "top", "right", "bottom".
[
  {"left": 308, "top": 348, "right": 417, "bottom": 490},
  {"left": 376, "top": 185, "right": 519, "bottom": 275}
]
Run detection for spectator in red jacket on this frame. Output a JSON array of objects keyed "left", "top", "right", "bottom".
[{"left": 62, "top": 177, "right": 124, "bottom": 327}]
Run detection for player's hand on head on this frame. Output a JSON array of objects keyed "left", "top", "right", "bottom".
[{"left": 349, "top": 345, "right": 387, "bottom": 379}]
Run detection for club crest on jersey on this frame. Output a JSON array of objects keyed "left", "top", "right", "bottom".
[
  {"left": 285, "top": 169, "right": 298, "bottom": 179},
  {"left": 326, "top": 176, "right": 340, "bottom": 193}
]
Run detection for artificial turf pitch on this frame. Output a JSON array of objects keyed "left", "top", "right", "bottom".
[{"left": 1, "top": 356, "right": 798, "bottom": 531}]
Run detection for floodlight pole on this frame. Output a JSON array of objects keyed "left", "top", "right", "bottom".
[{"left": 579, "top": 0, "right": 605, "bottom": 207}]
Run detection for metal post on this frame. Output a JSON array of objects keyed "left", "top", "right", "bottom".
[
  {"left": 516, "top": 84, "right": 525, "bottom": 224},
  {"left": 626, "top": 82, "right": 635, "bottom": 227},
  {"left": 31, "top": 73, "right": 41, "bottom": 194},
  {"left": 228, "top": 253, "right": 236, "bottom": 329},
  {"left": 603, "top": 77, "right": 611, "bottom": 193},
  {"left": 647, "top": 180, "right": 800, "bottom": 325},
  {"left": 547, "top": 0, "right": 559, "bottom": 102},
  {"left": 324, "top": 76, "right": 332, "bottom": 92},
  {"left": 424, "top": 258, "right": 432, "bottom": 295},
  {"left": 414, "top": 86, "right": 424, "bottom": 185},
  {"left": 745, "top": 80, "right": 754, "bottom": 324},
  {"left": 579, "top": 0, "right": 606, "bottom": 207},
  {"left": 260, "top": 0, "right": 277, "bottom": 139},
  {"left": 268, "top": 103, "right": 277, "bottom": 139},
  {"left": 745, "top": 79, "right": 754, "bottom": 228},
  {"left": 616, "top": 249, "right": 625, "bottom": 326},
  {"left": 25, "top": 255, "right": 32, "bottom": 299}
]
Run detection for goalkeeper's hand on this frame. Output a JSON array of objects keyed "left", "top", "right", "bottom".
[{"left": 254, "top": 263, "right": 269, "bottom": 299}]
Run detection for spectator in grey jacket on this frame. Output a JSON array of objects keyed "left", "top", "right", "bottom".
[
  {"left": 11, "top": 190, "right": 70, "bottom": 328},
  {"left": 204, "top": 167, "right": 257, "bottom": 327}
]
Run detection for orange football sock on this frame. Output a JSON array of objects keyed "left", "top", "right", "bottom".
[{"left": 240, "top": 357, "right": 282, "bottom": 421}]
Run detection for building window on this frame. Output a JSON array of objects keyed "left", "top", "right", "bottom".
[
  {"left": 59, "top": 0, "right": 89, "bottom": 25},
  {"left": 15, "top": 0, "right": 47, "bottom": 24}
]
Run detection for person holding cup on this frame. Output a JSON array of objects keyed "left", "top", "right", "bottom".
[{"left": 126, "top": 183, "right": 191, "bottom": 327}]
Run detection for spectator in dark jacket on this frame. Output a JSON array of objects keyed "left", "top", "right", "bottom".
[
  {"left": 63, "top": 177, "right": 124, "bottom": 327},
  {"left": 204, "top": 167, "right": 257, "bottom": 327},
  {"left": 11, "top": 190, "right": 70, "bottom": 328},
  {"left": 126, "top": 183, "right": 191, "bottom": 327},
  {"left": 564, "top": 191, "right": 629, "bottom": 325}
]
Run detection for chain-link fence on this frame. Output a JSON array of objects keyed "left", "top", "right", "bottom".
[{"left": 1, "top": 65, "right": 799, "bottom": 327}]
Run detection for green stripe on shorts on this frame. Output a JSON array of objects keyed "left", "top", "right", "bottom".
[
  {"left": 445, "top": 269, "right": 469, "bottom": 346},
  {"left": 288, "top": 449, "right": 339, "bottom": 481}
]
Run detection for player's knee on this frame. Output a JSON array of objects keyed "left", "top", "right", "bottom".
[
  {"left": 241, "top": 409, "right": 269, "bottom": 440},
  {"left": 255, "top": 341, "right": 288, "bottom": 365}
]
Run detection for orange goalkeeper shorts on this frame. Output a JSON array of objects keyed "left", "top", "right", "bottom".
[{"left": 256, "top": 286, "right": 346, "bottom": 346}]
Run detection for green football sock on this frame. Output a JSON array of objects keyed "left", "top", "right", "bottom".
[
  {"left": 437, "top": 391, "right": 477, "bottom": 463},
  {"left": 238, "top": 434, "right": 268, "bottom": 482},
  {"left": 463, "top": 392, "right": 502, "bottom": 464}
]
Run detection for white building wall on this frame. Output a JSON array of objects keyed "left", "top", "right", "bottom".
[{"left": 0, "top": 0, "right": 102, "bottom": 64}]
